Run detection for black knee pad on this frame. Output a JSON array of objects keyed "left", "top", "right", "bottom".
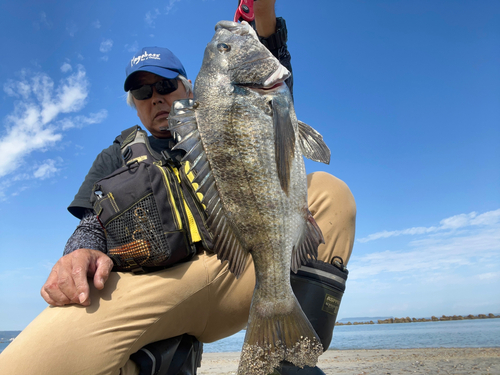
[
  {"left": 275, "top": 362, "right": 327, "bottom": 374},
  {"left": 290, "top": 257, "right": 348, "bottom": 351},
  {"left": 274, "top": 258, "right": 348, "bottom": 374},
  {"left": 130, "top": 334, "right": 203, "bottom": 375}
]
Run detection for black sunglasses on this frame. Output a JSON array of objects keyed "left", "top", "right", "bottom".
[{"left": 130, "top": 78, "right": 179, "bottom": 100}]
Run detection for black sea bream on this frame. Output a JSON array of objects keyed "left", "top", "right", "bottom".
[{"left": 168, "top": 20, "right": 331, "bottom": 375}]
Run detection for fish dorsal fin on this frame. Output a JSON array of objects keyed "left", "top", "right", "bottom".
[
  {"left": 169, "top": 99, "right": 249, "bottom": 278},
  {"left": 290, "top": 211, "right": 324, "bottom": 273},
  {"left": 297, "top": 120, "right": 331, "bottom": 165},
  {"left": 272, "top": 96, "right": 295, "bottom": 196}
]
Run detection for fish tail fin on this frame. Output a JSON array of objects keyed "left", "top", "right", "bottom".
[{"left": 237, "top": 296, "right": 323, "bottom": 375}]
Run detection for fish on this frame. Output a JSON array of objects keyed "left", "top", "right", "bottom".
[{"left": 168, "top": 20, "right": 331, "bottom": 375}]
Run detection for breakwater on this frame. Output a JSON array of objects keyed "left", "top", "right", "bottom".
[{"left": 335, "top": 313, "right": 500, "bottom": 326}]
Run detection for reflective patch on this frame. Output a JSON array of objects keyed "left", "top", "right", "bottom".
[
  {"left": 184, "top": 161, "right": 206, "bottom": 209},
  {"left": 322, "top": 294, "right": 340, "bottom": 316},
  {"left": 126, "top": 155, "right": 148, "bottom": 165}
]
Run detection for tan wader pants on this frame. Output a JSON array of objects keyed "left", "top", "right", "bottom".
[{"left": 0, "top": 172, "right": 356, "bottom": 375}]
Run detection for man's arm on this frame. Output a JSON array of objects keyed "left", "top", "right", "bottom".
[
  {"left": 68, "top": 142, "right": 122, "bottom": 219},
  {"left": 42, "top": 144, "right": 121, "bottom": 306},
  {"left": 254, "top": 0, "right": 276, "bottom": 38},
  {"left": 63, "top": 210, "right": 107, "bottom": 256},
  {"left": 253, "top": 0, "right": 293, "bottom": 97}
]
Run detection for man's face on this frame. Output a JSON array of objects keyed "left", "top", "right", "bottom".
[{"left": 130, "top": 71, "right": 192, "bottom": 138}]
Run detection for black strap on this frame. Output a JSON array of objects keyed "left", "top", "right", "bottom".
[
  {"left": 130, "top": 334, "right": 203, "bottom": 375},
  {"left": 114, "top": 125, "right": 142, "bottom": 147}
]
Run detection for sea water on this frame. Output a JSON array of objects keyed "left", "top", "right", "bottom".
[
  {"left": 1, "top": 319, "right": 499, "bottom": 354},
  {"left": 203, "top": 318, "right": 500, "bottom": 353}
]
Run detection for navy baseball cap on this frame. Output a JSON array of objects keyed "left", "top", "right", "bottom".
[{"left": 124, "top": 47, "right": 187, "bottom": 91}]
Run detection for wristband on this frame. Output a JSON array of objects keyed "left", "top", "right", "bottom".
[{"left": 259, "top": 17, "right": 288, "bottom": 51}]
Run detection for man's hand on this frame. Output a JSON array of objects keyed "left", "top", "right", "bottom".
[
  {"left": 41, "top": 249, "right": 114, "bottom": 306},
  {"left": 254, "top": 0, "right": 276, "bottom": 38}
]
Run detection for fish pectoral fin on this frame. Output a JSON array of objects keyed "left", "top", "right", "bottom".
[
  {"left": 297, "top": 120, "right": 331, "bottom": 165},
  {"left": 290, "top": 211, "right": 325, "bottom": 273},
  {"left": 272, "top": 97, "right": 295, "bottom": 196}
]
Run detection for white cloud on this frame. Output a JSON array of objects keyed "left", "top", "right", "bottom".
[
  {"left": 59, "top": 109, "right": 108, "bottom": 130},
  {"left": 145, "top": 1, "right": 182, "bottom": 28},
  {"left": 33, "top": 159, "right": 59, "bottom": 179},
  {"left": 478, "top": 272, "right": 500, "bottom": 280},
  {"left": 4, "top": 77, "right": 31, "bottom": 99},
  {"left": 470, "top": 210, "right": 500, "bottom": 226},
  {"left": 100, "top": 39, "right": 113, "bottom": 53},
  {"left": 358, "top": 209, "right": 500, "bottom": 243},
  {"left": 125, "top": 41, "right": 139, "bottom": 53},
  {"left": 92, "top": 19, "right": 101, "bottom": 29},
  {"left": 66, "top": 20, "right": 78, "bottom": 37},
  {"left": 34, "top": 11, "right": 52, "bottom": 30},
  {"left": 350, "top": 218, "right": 500, "bottom": 281},
  {"left": 60, "top": 62, "right": 72, "bottom": 73},
  {"left": 145, "top": 9, "right": 160, "bottom": 28},
  {"left": 40, "top": 12, "right": 52, "bottom": 28},
  {"left": 165, "top": 0, "right": 182, "bottom": 14},
  {"left": 0, "top": 65, "right": 106, "bottom": 181}
]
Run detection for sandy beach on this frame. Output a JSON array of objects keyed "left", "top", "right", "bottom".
[{"left": 199, "top": 348, "right": 500, "bottom": 374}]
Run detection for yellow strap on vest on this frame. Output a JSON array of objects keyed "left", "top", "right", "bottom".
[{"left": 172, "top": 165, "right": 202, "bottom": 243}]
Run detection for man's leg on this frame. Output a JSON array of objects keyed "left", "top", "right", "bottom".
[
  {"left": 0, "top": 252, "right": 255, "bottom": 375},
  {"left": 307, "top": 171, "right": 356, "bottom": 266}
]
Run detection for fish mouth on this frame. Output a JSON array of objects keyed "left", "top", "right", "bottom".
[
  {"left": 263, "top": 65, "right": 290, "bottom": 87},
  {"left": 240, "top": 65, "right": 290, "bottom": 92},
  {"left": 252, "top": 81, "right": 285, "bottom": 92}
]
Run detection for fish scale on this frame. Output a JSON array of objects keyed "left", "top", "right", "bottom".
[{"left": 169, "top": 20, "right": 331, "bottom": 375}]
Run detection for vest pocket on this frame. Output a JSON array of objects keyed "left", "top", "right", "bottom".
[{"left": 92, "top": 162, "right": 193, "bottom": 272}]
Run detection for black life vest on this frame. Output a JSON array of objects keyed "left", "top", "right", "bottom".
[{"left": 91, "top": 125, "right": 213, "bottom": 274}]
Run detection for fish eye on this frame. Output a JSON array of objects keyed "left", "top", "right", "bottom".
[{"left": 217, "top": 43, "right": 231, "bottom": 53}]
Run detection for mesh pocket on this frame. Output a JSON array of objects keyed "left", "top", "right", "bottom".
[{"left": 106, "top": 194, "right": 171, "bottom": 270}]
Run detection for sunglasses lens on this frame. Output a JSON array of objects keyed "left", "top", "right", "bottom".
[
  {"left": 131, "top": 85, "right": 153, "bottom": 100},
  {"left": 156, "top": 79, "right": 178, "bottom": 95},
  {"left": 130, "top": 79, "right": 179, "bottom": 100}
]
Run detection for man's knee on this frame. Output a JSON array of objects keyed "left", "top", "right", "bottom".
[
  {"left": 307, "top": 171, "right": 356, "bottom": 221},
  {"left": 307, "top": 171, "right": 356, "bottom": 265}
]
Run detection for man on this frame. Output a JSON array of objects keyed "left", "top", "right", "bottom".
[{"left": 0, "top": 1, "right": 356, "bottom": 374}]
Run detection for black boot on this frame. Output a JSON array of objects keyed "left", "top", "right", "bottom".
[
  {"left": 275, "top": 257, "right": 348, "bottom": 375},
  {"left": 130, "top": 334, "right": 203, "bottom": 375}
]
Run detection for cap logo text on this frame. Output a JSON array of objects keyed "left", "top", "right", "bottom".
[{"left": 131, "top": 51, "right": 161, "bottom": 66}]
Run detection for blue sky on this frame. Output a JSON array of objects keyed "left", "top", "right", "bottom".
[{"left": 0, "top": 0, "right": 499, "bottom": 330}]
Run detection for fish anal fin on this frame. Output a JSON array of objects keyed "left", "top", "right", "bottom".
[
  {"left": 211, "top": 216, "right": 248, "bottom": 278},
  {"left": 297, "top": 120, "right": 331, "bottom": 165},
  {"left": 291, "top": 211, "right": 324, "bottom": 273},
  {"left": 272, "top": 97, "right": 295, "bottom": 196}
]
